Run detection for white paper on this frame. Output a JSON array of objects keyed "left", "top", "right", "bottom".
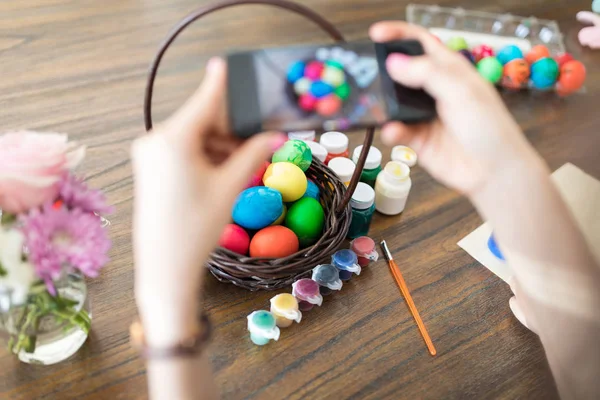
[{"left": 458, "top": 163, "right": 600, "bottom": 283}]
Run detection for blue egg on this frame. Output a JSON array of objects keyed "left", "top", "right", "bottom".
[
  {"left": 302, "top": 180, "right": 320, "bottom": 200},
  {"left": 487, "top": 234, "right": 505, "bottom": 261},
  {"left": 530, "top": 57, "right": 559, "bottom": 89},
  {"left": 232, "top": 187, "right": 283, "bottom": 230},
  {"left": 287, "top": 61, "right": 306, "bottom": 84},
  {"left": 310, "top": 80, "right": 333, "bottom": 99},
  {"left": 496, "top": 45, "right": 524, "bottom": 66}
]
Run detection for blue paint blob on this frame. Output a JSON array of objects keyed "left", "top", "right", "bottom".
[
  {"left": 232, "top": 187, "right": 283, "bottom": 230},
  {"left": 309, "top": 80, "right": 334, "bottom": 99},
  {"left": 496, "top": 45, "right": 524, "bottom": 65},
  {"left": 487, "top": 234, "right": 505, "bottom": 261},
  {"left": 287, "top": 61, "right": 306, "bottom": 84},
  {"left": 331, "top": 249, "right": 361, "bottom": 281},
  {"left": 302, "top": 180, "right": 320, "bottom": 200}
]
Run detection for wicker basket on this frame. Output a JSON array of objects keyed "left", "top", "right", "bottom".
[{"left": 144, "top": 0, "right": 375, "bottom": 290}]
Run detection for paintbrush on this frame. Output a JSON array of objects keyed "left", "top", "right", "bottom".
[{"left": 381, "top": 240, "right": 437, "bottom": 356}]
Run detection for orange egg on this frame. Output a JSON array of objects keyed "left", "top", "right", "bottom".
[
  {"left": 502, "top": 59, "right": 530, "bottom": 90},
  {"left": 557, "top": 60, "right": 586, "bottom": 96},
  {"left": 525, "top": 45, "right": 550, "bottom": 65},
  {"left": 249, "top": 226, "right": 299, "bottom": 258}
]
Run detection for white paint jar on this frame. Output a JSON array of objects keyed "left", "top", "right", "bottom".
[{"left": 375, "top": 161, "right": 412, "bottom": 215}]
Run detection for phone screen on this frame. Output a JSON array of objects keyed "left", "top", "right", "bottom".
[
  {"left": 251, "top": 42, "right": 389, "bottom": 132},
  {"left": 227, "top": 40, "right": 435, "bottom": 137}
]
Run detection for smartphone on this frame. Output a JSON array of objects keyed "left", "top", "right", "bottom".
[{"left": 227, "top": 39, "right": 436, "bottom": 138}]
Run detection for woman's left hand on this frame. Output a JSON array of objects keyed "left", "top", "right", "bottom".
[{"left": 131, "top": 58, "right": 285, "bottom": 345}]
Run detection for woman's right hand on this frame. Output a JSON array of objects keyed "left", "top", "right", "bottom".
[{"left": 369, "top": 21, "right": 546, "bottom": 198}]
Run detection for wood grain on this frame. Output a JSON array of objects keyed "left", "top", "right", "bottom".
[{"left": 1, "top": 0, "right": 599, "bottom": 398}]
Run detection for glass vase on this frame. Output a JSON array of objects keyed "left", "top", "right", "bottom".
[{"left": 0, "top": 272, "right": 91, "bottom": 365}]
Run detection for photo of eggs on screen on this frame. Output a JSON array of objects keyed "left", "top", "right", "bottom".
[{"left": 253, "top": 42, "right": 389, "bottom": 132}]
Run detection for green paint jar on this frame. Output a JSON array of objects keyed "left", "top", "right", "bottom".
[
  {"left": 352, "top": 145, "right": 382, "bottom": 188},
  {"left": 347, "top": 182, "right": 376, "bottom": 239}
]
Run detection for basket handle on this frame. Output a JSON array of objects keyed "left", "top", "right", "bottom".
[{"left": 143, "top": 0, "right": 376, "bottom": 214}]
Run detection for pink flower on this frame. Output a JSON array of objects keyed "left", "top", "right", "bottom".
[
  {"left": 59, "top": 174, "right": 114, "bottom": 215},
  {"left": 20, "top": 204, "right": 111, "bottom": 294},
  {"left": 0, "top": 131, "right": 86, "bottom": 214}
]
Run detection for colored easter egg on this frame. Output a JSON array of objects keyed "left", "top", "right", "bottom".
[
  {"left": 458, "top": 49, "right": 475, "bottom": 64},
  {"left": 285, "top": 197, "right": 325, "bottom": 247},
  {"left": 530, "top": 57, "right": 559, "bottom": 89},
  {"left": 477, "top": 57, "right": 503, "bottom": 84},
  {"left": 502, "top": 59, "right": 530, "bottom": 90},
  {"left": 325, "top": 60, "right": 344, "bottom": 70},
  {"left": 302, "top": 180, "right": 320, "bottom": 200},
  {"left": 334, "top": 82, "right": 351, "bottom": 100},
  {"left": 525, "top": 45, "right": 550, "bottom": 65},
  {"left": 218, "top": 224, "right": 250, "bottom": 255},
  {"left": 557, "top": 60, "right": 586, "bottom": 96},
  {"left": 496, "top": 45, "right": 524, "bottom": 65},
  {"left": 232, "top": 187, "right": 283, "bottom": 230},
  {"left": 298, "top": 94, "right": 318, "bottom": 112},
  {"left": 472, "top": 45, "right": 494, "bottom": 63},
  {"left": 263, "top": 162, "right": 308, "bottom": 202},
  {"left": 305, "top": 61, "right": 325, "bottom": 80},
  {"left": 287, "top": 61, "right": 305, "bottom": 83},
  {"left": 310, "top": 80, "right": 334, "bottom": 98},
  {"left": 246, "top": 161, "right": 270, "bottom": 188},
  {"left": 249, "top": 226, "right": 299, "bottom": 258},
  {"left": 447, "top": 36, "right": 469, "bottom": 51},
  {"left": 271, "top": 204, "right": 287, "bottom": 226},
  {"left": 272, "top": 139, "right": 313, "bottom": 172},
  {"left": 294, "top": 77, "right": 312, "bottom": 95},
  {"left": 316, "top": 95, "right": 342, "bottom": 117},
  {"left": 321, "top": 66, "right": 346, "bottom": 87},
  {"left": 555, "top": 52, "right": 574, "bottom": 68}
]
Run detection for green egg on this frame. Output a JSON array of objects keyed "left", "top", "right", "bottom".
[
  {"left": 477, "top": 57, "right": 503, "bottom": 84},
  {"left": 447, "top": 36, "right": 469, "bottom": 51},
  {"left": 325, "top": 60, "right": 344, "bottom": 70},
  {"left": 272, "top": 140, "right": 313, "bottom": 172},
  {"left": 285, "top": 197, "right": 325, "bottom": 247},
  {"left": 334, "top": 82, "right": 351, "bottom": 100}
]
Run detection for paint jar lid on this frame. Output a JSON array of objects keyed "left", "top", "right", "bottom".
[
  {"left": 351, "top": 237, "right": 378, "bottom": 258},
  {"left": 391, "top": 146, "right": 418, "bottom": 167},
  {"left": 292, "top": 279, "right": 323, "bottom": 306},
  {"left": 306, "top": 141, "right": 328, "bottom": 163},
  {"left": 319, "top": 131, "right": 349, "bottom": 154},
  {"left": 288, "top": 131, "right": 315, "bottom": 141},
  {"left": 383, "top": 161, "right": 411, "bottom": 182},
  {"left": 247, "top": 311, "right": 280, "bottom": 340},
  {"left": 312, "top": 264, "right": 343, "bottom": 290},
  {"left": 270, "top": 294, "right": 302, "bottom": 323},
  {"left": 328, "top": 157, "right": 356, "bottom": 183},
  {"left": 351, "top": 182, "right": 375, "bottom": 209},
  {"left": 352, "top": 145, "right": 382, "bottom": 170},
  {"left": 331, "top": 249, "right": 361, "bottom": 274}
]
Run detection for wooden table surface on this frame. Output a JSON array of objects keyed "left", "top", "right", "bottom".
[{"left": 1, "top": 0, "right": 599, "bottom": 398}]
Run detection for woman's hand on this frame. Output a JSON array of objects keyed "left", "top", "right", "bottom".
[
  {"left": 131, "top": 58, "right": 286, "bottom": 345},
  {"left": 369, "top": 21, "right": 546, "bottom": 198}
]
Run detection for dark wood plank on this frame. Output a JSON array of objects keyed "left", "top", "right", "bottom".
[{"left": 1, "top": 0, "right": 599, "bottom": 398}]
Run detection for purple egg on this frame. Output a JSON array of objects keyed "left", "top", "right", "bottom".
[{"left": 458, "top": 49, "right": 476, "bottom": 65}]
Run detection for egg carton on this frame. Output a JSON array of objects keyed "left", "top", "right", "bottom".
[
  {"left": 406, "top": 4, "right": 589, "bottom": 94},
  {"left": 406, "top": 4, "right": 566, "bottom": 54}
]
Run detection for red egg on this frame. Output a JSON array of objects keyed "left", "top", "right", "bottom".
[
  {"left": 555, "top": 52, "right": 574, "bottom": 68},
  {"left": 557, "top": 60, "right": 586, "bottom": 96},
  {"left": 249, "top": 226, "right": 299, "bottom": 258},
  {"left": 316, "top": 94, "right": 342, "bottom": 116},
  {"left": 246, "top": 161, "right": 270, "bottom": 188},
  {"left": 472, "top": 45, "right": 494, "bottom": 63},
  {"left": 219, "top": 224, "right": 250, "bottom": 255},
  {"left": 299, "top": 94, "right": 318, "bottom": 112},
  {"left": 502, "top": 59, "right": 530, "bottom": 90},
  {"left": 525, "top": 45, "right": 550, "bottom": 65},
  {"left": 305, "top": 61, "right": 325, "bottom": 80}
]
